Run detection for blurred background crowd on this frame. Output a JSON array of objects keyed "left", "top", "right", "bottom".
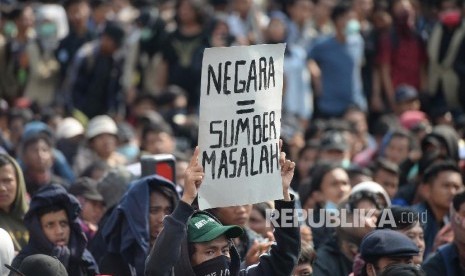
[{"left": 1, "top": 0, "right": 465, "bottom": 275}]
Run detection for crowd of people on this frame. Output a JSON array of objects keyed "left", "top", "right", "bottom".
[{"left": 1, "top": 0, "right": 465, "bottom": 275}]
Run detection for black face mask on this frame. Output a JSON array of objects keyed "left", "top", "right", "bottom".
[{"left": 193, "top": 255, "right": 231, "bottom": 276}]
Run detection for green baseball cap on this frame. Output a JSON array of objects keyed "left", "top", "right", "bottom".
[{"left": 188, "top": 213, "right": 244, "bottom": 243}]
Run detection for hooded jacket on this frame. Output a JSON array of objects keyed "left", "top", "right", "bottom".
[
  {"left": 100, "top": 175, "right": 179, "bottom": 276},
  {"left": 0, "top": 154, "right": 29, "bottom": 251},
  {"left": 10, "top": 184, "right": 98, "bottom": 276},
  {"left": 145, "top": 197, "right": 300, "bottom": 276},
  {"left": 421, "top": 125, "right": 459, "bottom": 162}
]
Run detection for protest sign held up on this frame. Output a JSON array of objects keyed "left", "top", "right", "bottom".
[{"left": 198, "top": 43, "right": 286, "bottom": 210}]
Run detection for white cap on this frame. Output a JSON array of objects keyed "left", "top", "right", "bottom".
[
  {"left": 86, "top": 115, "right": 117, "bottom": 139},
  {"left": 351, "top": 181, "right": 392, "bottom": 207},
  {"left": 56, "top": 117, "right": 84, "bottom": 139}
]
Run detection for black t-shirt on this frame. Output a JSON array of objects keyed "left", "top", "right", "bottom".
[{"left": 162, "top": 30, "right": 209, "bottom": 111}]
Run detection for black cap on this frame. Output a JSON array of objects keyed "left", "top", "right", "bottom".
[
  {"left": 69, "top": 177, "right": 104, "bottom": 202},
  {"left": 395, "top": 85, "right": 418, "bottom": 103},
  {"left": 360, "top": 229, "right": 419, "bottom": 263},
  {"left": 5, "top": 254, "right": 68, "bottom": 276},
  {"left": 320, "top": 131, "right": 348, "bottom": 151}
]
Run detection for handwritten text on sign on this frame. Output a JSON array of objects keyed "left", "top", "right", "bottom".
[{"left": 198, "top": 44, "right": 285, "bottom": 209}]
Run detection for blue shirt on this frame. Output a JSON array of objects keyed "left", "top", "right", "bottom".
[{"left": 309, "top": 34, "right": 367, "bottom": 117}]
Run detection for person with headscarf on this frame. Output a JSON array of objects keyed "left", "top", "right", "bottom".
[
  {"left": 0, "top": 153, "right": 29, "bottom": 251},
  {"left": 10, "top": 184, "right": 99, "bottom": 276}
]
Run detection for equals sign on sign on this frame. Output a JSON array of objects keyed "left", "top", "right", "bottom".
[{"left": 236, "top": 100, "right": 255, "bottom": 114}]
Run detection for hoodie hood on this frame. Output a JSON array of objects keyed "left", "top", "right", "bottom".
[
  {"left": 173, "top": 210, "right": 242, "bottom": 276},
  {"left": 18, "top": 184, "right": 89, "bottom": 273},
  {"left": 0, "top": 154, "right": 29, "bottom": 251},
  {"left": 421, "top": 125, "right": 459, "bottom": 161},
  {"left": 102, "top": 175, "right": 179, "bottom": 275}
]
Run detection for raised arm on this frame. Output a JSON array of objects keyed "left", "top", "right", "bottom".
[
  {"left": 145, "top": 147, "right": 204, "bottom": 276},
  {"left": 243, "top": 145, "right": 300, "bottom": 276}
]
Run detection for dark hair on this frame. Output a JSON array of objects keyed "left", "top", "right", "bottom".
[
  {"left": 372, "top": 158, "right": 399, "bottom": 176},
  {"left": 309, "top": 162, "right": 344, "bottom": 194},
  {"left": 422, "top": 160, "right": 461, "bottom": 185},
  {"left": 298, "top": 141, "right": 319, "bottom": 158},
  {"left": 7, "top": 108, "right": 33, "bottom": 128},
  {"left": 305, "top": 119, "right": 327, "bottom": 141},
  {"left": 331, "top": 1, "right": 352, "bottom": 22},
  {"left": 37, "top": 204, "right": 67, "bottom": 220},
  {"left": 142, "top": 122, "right": 174, "bottom": 144},
  {"left": 377, "top": 207, "right": 419, "bottom": 230},
  {"left": 150, "top": 184, "right": 178, "bottom": 210},
  {"left": 80, "top": 161, "right": 110, "bottom": 178},
  {"left": 174, "top": 0, "right": 210, "bottom": 26},
  {"left": 347, "top": 165, "right": 373, "bottom": 179},
  {"left": 388, "top": 129, "right": 413, "bottom": 150},
  {"left": 453, "top": 191, "right": 465, "bottom": 212},
  {"left": 22, "top": 133, "right": 53, "bottom": 152},
  {"left": 252, "top": 202, "right": 273, "bottom": 219},
  {"left": 64, "top": 0, "right": 89, "bottom": 10},
  {"left": 379, "top": 263, "right": 425, "bottom": 276}
]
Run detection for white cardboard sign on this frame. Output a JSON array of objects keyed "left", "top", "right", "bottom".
[{"left": 197, "top": 43, "right": 286, "bottom": 209}]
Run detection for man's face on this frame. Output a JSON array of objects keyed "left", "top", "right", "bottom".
[
  {"left": 0, "top": 164, "right": 17, "bottom": 213},
  {"left": 67, "top": 1, "right": 90, "bottom": 30},
  {"left": 214, "top": 205, "right": 252, "bottom": 227},
  {"left": 90, "top": 134, "right": 117, "bottom": 159},
  {"left": 80, "top": 197, "right": 105, "bottom": 225},
  {"left": 40, "top": 210, "right": 70, "bottom": 246},
  {"left": 149, "top": 191, "right": 173, "bottom": 246},
  {"left": 319, "top": 168, "right": 351, "bottom": 204},
  {"left": 288, "top": 0, "right": 313, "bottom": 25},
  {"left": 143, "top": 132, "right": 176, "bottom": 155},
  {"left": 191, "top": 235, "right": 231, "bottom": 266},
  {"left": 384, "top": 137, "right": 409, "bottom": 165},
  {"left": 400, "top": 222, "right": 425, "bottom": 264},
  {"left": 23, "top": 139, "right": 53, "bottom": 173},
  {"left": 367, "top": 256, "right": 414, "bottom": 276},
  {"left": 335, "top": 10, "right": 356, "bottom": 34},
  {"left": 373, "top": 169, "right": 399, "bottom": 199},
  {"left": 429, "top": 171, "right": 464, "bottom": 210}
]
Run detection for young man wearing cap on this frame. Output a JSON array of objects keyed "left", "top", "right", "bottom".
[
  {"left": 145, "top": 146, "right": 300, "bottom": 276},
  {"left": 10, "top": 184, "right": 99, "bottom": 275},
  {"left": 69, "top": 177, "right": 105, "bottom": 241},
  {"left": 394, "top": 84, "right": 421, "bottom": 116},
  {"left": 360, "top": 229, "right": 420, "bottom": 276}
]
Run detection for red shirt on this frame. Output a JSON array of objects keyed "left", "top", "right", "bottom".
[{"left": 376, "top": 31, "right": 427, "bottom": 90}]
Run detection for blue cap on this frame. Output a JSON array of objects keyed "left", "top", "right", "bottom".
[
  {"left": 395, "top": 85, "right": 418, "bottom": 103},
  {"left": 22, "top": 121, "right": 53, "bottom": 142},
  {"left": 360, "top": 229, "right": 419, "bottom": 263}
]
